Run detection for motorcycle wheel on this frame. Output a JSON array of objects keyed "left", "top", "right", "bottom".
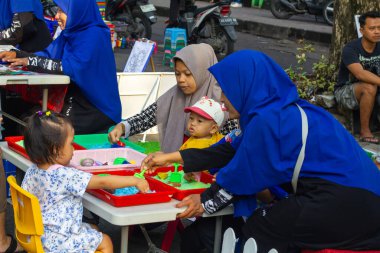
[
  {"left": 196, "top": 20, "right": 234, "bottom": 60},
  {"left": 215, "top": 28, "right": 234, "bottom": 60},
  {"left": 322, "top": 0, "right": 334, "bottom": 26},
  {"left": 270, "top": 0, "right": 293, "bottom": 19},
  {"left": 131, "top": 11, "right": 152, "bottom": 39}
]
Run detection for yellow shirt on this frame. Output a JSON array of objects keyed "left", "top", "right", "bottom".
[{"left": 179, "top": 132, "right": 224, "bottom": 150}]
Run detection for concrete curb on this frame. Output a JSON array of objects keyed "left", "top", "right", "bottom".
[{"left": 236, "top": 18, "right": 332, "bottom": 44}]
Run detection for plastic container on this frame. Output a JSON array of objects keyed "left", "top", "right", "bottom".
[
  {"left": 74, "top": 134, "right": 145, "bottom": 153},
  {"left": 128, "top": 140, "right": 160, "bottom": 154},
  {"left": 5, "top": 136, "right": 85, "bottom": 159},
  {"left": 70, "top": 148, "right": 146, "bottom": 171},
  {"left": 87, "top": 170, "right": 175, "bottom": 207},
  {"left": 149, "top": 165, "right": 213, "bottom": 200}
]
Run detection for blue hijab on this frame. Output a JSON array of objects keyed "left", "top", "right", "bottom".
[
  {"left": 210, "top": 50, "right": 380, "bottom": 217},
  {"left": 36, "top": 0, "right": 121, "bottom": 123},
  {"left": 0, "top": 0, "right": 44, "bottom": 30}
]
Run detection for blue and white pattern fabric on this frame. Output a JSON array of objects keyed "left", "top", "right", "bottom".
[{"left": 21, "top": 164, "right": 102, "bottom": 253}]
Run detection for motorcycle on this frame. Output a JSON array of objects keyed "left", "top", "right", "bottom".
[
  {"left": 177, "top": 0, "right": 238, "bottom": 60},
  {"left": 270, "top": 0, "right": 334, "bottom": 26},
  {"left": 41, "top": 0, "right": 59, "bottom": 37},
  {"left": 105, "top": 0, "right": 157, "bottom": 39}
]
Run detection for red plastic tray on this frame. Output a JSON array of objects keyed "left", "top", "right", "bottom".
[
  {"left": 87, "top": 169, "right": 175, "bottom": 207},
  {"left": 5, "top": 136, "right": 85, "bottom": 159},
  {"left": 149, "top": 165, "right": 214, "bottom": 200}
]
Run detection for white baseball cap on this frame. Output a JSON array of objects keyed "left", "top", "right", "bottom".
[{"left": 184, "top": 96, "right": 225, "bottom": 127}]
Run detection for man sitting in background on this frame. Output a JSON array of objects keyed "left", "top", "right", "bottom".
[{"left": 334, "top": 11, "right": 380, "bottom": 144}]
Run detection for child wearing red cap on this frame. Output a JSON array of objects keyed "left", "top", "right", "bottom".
[{"left": 180, "top": 96, "right": 225, "bottom": 150}]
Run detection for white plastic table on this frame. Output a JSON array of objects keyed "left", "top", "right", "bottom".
[
  {"left": 0, "top": 66, "right": 70, "bottom": 123},
  {"left": 0, "top": 142, "right": 233, "bottom": 253}
]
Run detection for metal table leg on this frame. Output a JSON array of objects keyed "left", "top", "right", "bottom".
[
  {"left": 120, "top": 226, "right": 129, "bottom": 253},
  {"left": 213, "top": 216, "right": 223, "bottom": 253},
  {"left": 42, "top": 88, "right": 48, "bottom": 111}
]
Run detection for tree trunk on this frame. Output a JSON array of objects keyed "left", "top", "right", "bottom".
[{"left": 329, "top": 0, "right": 380, "bottom": 68}]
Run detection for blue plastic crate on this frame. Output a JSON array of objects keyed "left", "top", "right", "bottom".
[
  {"left": 5, "top": 170, "right": 16, "bottom": 198},
  {"left": 3, "top": 160, "right": 16, "bottom": 198},
  {"left": 3, "top": 160, "right": 16, "bottom": 173}
]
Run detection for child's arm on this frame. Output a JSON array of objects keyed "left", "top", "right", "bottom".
[{"left": 87, "top": 175, "right": 150, "bottom": 193}]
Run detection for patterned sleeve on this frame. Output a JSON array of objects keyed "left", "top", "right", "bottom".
[
  {"left": 126, "top": 103, "right": 158, "bottom": 136},
  {"left": 201, "top": 183, "right": 235, "bottom": 214},
  {"left": 64, "top": 167, "right": 92, "bottom": 197},
  {"left": 220, "top": 119, "right": 239, "bottom": 135},
  {"left": 27, "top": 56, "right": 64, "bottom": 74},
  {"left": 0, "top": 13, "right": 22, "bottom": 45}
]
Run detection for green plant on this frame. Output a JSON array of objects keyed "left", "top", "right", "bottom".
[{"left": 286, "top": 41, "right": 337, "bottom": 100}]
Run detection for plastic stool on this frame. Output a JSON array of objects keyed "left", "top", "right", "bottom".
[
  {"left": 162, "top": 28, "right": 187, "bottom": 67},
  {"left": 163, "top": 28, "right": 187, "bottom": 46},
  {"left": 251, "top": 0, "right": 264, "bottom": 8},
  {"left": 162, "top": 51, "right": 175, "bottom": 67}
]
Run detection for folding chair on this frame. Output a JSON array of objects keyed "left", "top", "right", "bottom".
[
  {"left": 221, "top": 227, "right": 237, "bottom": 253},
  {"left": 243, "top": 237, "right": 258, "bottom": 253}
]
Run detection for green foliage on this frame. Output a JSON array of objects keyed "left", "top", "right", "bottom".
[{"left": 286, "top": 41, "right": 337, "bottom": 100}]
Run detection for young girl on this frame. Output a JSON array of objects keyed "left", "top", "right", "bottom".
[{"left": 21, "top": 111, "right": 150, "bottom": 253}]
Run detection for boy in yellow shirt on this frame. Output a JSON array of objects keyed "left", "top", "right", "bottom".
[{"left": 180, "top": 96, "right": 225, "bottom": 150}]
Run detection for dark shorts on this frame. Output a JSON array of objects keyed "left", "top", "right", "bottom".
[{"left": 334, "top": 83, "right": 359, "bottom": 110}]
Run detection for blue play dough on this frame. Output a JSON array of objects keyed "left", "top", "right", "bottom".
[
  {"left": 114, "top": 186, "right": 139, "bottom": 196},
  {"left": 113, "top": 187, "right": 155, "bottom": 196}
]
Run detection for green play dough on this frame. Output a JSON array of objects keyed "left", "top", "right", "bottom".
[
  {"left": 154, "top": 171, "right": 210, "bottom": 190},
  {"left": 97, "top": 174, "right": 110, "bottom": 177},
  {"left": 16, "top": 140, "right": 24, "bottom": 148}
]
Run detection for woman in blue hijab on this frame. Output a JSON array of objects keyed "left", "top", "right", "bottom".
[
  {"left": 0, "top": 0, "right": 51, "bottom": 52},
  {"left": 0, "top": 0, "right": 122, "bottom": 134},
  {"left": 142, "top": 50, "right": 380, "bottom": 252}
]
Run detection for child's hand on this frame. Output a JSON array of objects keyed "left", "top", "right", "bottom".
[
  {"left": 108, "top": 123, "right": 124, "bottom": 143},
  {"left": 184, "top": 172, "right": 196, "bottom": 182},
  {"left": 135, "top": 178, "right": 150, "bottom": 193}
]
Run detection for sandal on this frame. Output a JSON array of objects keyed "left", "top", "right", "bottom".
[
  {"left": 4, "top": 234, "right": 19, "bottom": 253},
  {"left": 359, "top": 136, "right": 380, "bottom": 144}
]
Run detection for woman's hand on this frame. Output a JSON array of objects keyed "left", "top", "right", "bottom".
[
  {"left": 7, "top": 58, "right": 28, "bottom": 67},
  {"left": 141, "top": 151, "right": 184, "bottom": 174},
  {"left": 135, "top": 178, "right": 150, "bottom": 193},
  {"left": 141, "top": 152, "right": 169, "bottom": 173},
  {"left": 108, "top": 123, "right": 125, "bottom": 143},
  {"left": 0, "top": 51, "right": 16, "bottom": 61},
  {"left": 176, "top": 194, "right": 205, "bottom": 218}
]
